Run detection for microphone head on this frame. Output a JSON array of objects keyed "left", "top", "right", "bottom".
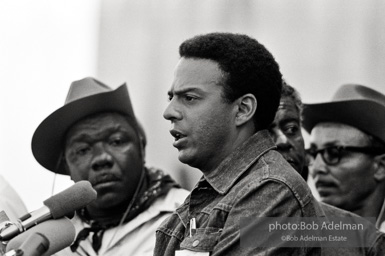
[
  {"left": 43, "top": 180, "right": 97, "bottom": 218},
  {"left": 6, "top": 217, "right": 76, "bottom": 256},
  {"left": 17, "top": 232, "right": 49, "bottom": 256}
]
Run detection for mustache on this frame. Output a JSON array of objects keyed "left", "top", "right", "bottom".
[{"left": 92, "top": 173, "right": 121, "bottom": 186}]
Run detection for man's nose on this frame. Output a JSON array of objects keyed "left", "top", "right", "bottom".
[
  {"left": 91, "top": 143, "right": 113, "bottom": 171},
  {"left": 309, "top": 153, "right": 328, "bottom": 176},
  {"left": 163, "top": 100, "right": 182, "bottom": 121},
  {"left": 274, "top": 130, "right": 291, "bottom": 151}
]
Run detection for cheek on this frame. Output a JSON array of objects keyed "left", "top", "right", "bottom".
[
  {"left": 66, "top": 150, "right": 91, "bottom": 167},
  {"left": 119, "top": 143, "right": 141, "bottom": 157},
  {"left": 117, "top": 153, "right": 143, "bottom": 189},
  {"left": 65, "top": 153, "right": 92, "bottom": 181},
  {"left": 336, "top": 173, "right": 357, "bottom": 189},
  {"left": 194, "top": 116, "right": 228, "bottom": 145},
  {"left": 331, "top": 164, "right": 370, "bottom": 189},
  {"left": 292, "top": 135, "right": 305, "bottom": 148},
  {"left": 336, "top": 170, "right": 376, "bottom": 204},
  {"left": 113, "top": 146, "right": 142, "bottom": 168},
  {"left": 287, "top": 136, "right": 305, "bottom": 155},
  {"left": 67, "top": 164, "right": 88, "bottom": 182}
]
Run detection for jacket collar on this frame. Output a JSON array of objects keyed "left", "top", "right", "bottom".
[
  {"left": 204, "top": 129, "right": 276, "bottom": 195},
  {"left": 376, "top": 198, "right": 385, "bottom": 229}
]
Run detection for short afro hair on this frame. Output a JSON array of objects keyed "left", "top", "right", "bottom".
[
  {"left": 281, "top": 80, "right": 303, "bottom": 121},
  {"left": 179, "top": 32, "right": 282, "bottom": 131}
]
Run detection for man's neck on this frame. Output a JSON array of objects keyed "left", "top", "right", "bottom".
[
  {"left": 351, "top": 189, "right": 385, "bottom": 222},
  {"left": 200, "top": 125, "right": 256, "bottom": 174},
  {"left": 85, "top": 200, "right": 132, "bottom": 226},
  {"left": 84, "top": 174, "right": 148, "bottom": 226}
]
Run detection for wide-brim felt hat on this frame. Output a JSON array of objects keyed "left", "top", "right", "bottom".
[
  {"left": 302, "top": 84, "right": 385, "bottom": 143},
  {"left": 31, "top": 77, "right": 138, "bottom": 175}
]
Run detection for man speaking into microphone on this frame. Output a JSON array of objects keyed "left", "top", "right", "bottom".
[{"left": 30, "top": 77, "right": 189, "bottom": 255}]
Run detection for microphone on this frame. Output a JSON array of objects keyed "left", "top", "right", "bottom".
[
  {"left": 5, "top": 232, "right": 49, "bottom": 256},
  {"left": 5, "top": 217, "right": 76, "bottom": 256},
  {"left": 0, "top": 211, "right": 11, "bottom": 254},
  {"left": 0, "top": 181, "right": 97, "bottom": 241}
]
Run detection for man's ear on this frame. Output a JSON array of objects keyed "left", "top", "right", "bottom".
[
  {"left": 373, "top": 154, "right": 385, "bottom": 182},
  {"left": 234, "top": 93, "right": 257, "bottom": 127},
  {"left": 139, "top": 135, "right": 146, "bottom": 161}
]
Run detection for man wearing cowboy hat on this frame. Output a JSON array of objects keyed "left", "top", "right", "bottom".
[
  {"left": 270, "top": 82, "right": 385, "bottom": 255},
  {"left": 31, "top": 77, "right": 189, "bottom": 255},
  {"left": 303, "top": 84, "right": 385, "bottom": 232}
]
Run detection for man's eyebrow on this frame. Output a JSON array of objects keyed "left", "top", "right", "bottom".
[
  {"left": 67, "top": 126, "right": 125, "bottom": 145},
  {"left": 168, "top": 87, "right": 204, "bottom": 97},
  {"left": 67, "top": 133, "right": 91, "bottom": 144},
  {"left": 280, "top": 117, "right": 300, "bottom": 125}
]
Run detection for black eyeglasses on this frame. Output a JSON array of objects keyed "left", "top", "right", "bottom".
[{"left": 306, "top": 145, "right": 384, "bottom": 166}]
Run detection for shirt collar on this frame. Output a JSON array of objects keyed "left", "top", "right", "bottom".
[{"left": 204, "top": 129, "right": 276, "bottom": 195}]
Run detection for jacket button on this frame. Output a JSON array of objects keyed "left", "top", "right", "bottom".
[{"left": 192, "top": 240, "right": 200, "bottom": 247}]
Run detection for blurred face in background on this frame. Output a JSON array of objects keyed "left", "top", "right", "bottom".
[
  {"left": 64, "top": 112, "right": 143, "bottom": 212},
  {"left": 269, "top": 96, "right": 306, "bottom": 176},
  {"left": 308, "top": 122, "right": 378, "bottom": 212}
]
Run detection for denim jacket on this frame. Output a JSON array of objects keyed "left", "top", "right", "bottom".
[
  {"left": 318, "top": 202, "right": 385, "bottom": 256},
  {"left": 154, "top": 130, "right": 324, "bottom": 255}
]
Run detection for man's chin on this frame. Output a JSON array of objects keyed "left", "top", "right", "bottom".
[
  {"left": 177, "top": 151, "right": 194, "bottom": 165},
  {"left": 92, "top": 194, "right": 123, "bottom": 208}
]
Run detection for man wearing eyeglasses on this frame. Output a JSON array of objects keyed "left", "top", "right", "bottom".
[{"left": 303, "top": 84, "right": 385, "bottom": 232}]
